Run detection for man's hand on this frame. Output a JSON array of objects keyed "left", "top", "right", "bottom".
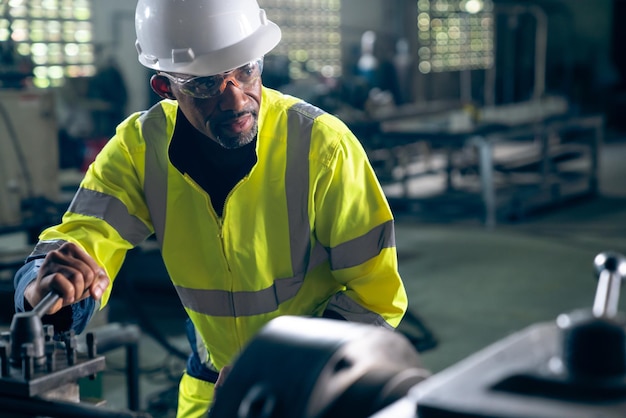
[
  {"left": 24, "top": 242, "right": 110, "bottom": 314},
  {"left": 215, "top": 365, "right": 232, "bottom": 389}
]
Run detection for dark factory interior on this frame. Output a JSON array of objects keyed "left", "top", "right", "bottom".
[{"left": 1, "top": 0, "right": 626, "bottom": 417}]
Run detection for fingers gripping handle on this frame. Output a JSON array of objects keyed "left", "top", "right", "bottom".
[{"left": 592, "top": 252, "right": 626, "bottom": 318}]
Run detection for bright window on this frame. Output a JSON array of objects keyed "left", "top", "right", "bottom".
[
  {"left": 259, "top": 0, "right": 342, "bottom": 79},
  {"left": 0, "top": 0, "right": 94, "bottom": 88},
  {"left": 416, "top": 0, "right": 494, "bottom": 73}
]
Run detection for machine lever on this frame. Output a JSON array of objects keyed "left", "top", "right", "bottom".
[
  {"left": 32, "top": 291, "right": 62, "bottom": 318},
  {"left": 9, "top": 290, "right": 61, "bottom": 367},
  {"left": 558, "top": 251, "right": 626, "bottom": 378},
  {"left": 592, "top": 252, "right": 626, "bottom": 318}
]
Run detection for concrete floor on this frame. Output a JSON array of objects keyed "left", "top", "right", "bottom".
[{"left": 1, "top": 139, "right": 625, "bottom": 417}]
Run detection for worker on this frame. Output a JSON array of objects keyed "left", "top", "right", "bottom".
[{"left": 13, "top": 0, "right": 408, "bottom": 416}]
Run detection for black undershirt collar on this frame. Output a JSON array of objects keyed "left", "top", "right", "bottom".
[{"left": 169, "top": 109, "right": 257, "bottom": 217}]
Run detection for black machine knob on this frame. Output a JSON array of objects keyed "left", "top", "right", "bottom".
[{"left": 560, "top": 251, "right": 626, "bottom": 378}]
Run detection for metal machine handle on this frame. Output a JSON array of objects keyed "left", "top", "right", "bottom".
[
  {"left": 32, "top": 291, "right": 61, "bottom": 317},
  {"left": 592, "top": 252, "right": 626, "bottom": 318},
  {"left": 9, "top": 290, "right": 61, "bottom": 367}
]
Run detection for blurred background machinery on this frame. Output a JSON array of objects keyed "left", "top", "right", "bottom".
[
  {"left": 0, "top": 88, "right": 60, "bottom": 239},
  {"left": 0, "top": 0, "right": 623, "bottom": 231},
  {"left": 1, "top": 0, "right": 619, "bottom": 235}
]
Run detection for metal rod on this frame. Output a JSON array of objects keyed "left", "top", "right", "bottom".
[
  {"left": 126, "top": 343, "right": 140, "bottom": 411},
  {"left": 593, "top": 270, "right": 621, "bottom": 318},
  {"left": 592, "top": 252, "right": 626, "bottom": 318},
  {"left": 32, "top": 292, "right": 61, "bottom": 318}
]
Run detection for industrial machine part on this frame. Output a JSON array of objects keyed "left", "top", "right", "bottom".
[
  {"left": 78, "top": 322, "right": 143, "bottom": 412},
  {"left": 0, "top": 292, "right": 150, "bottom": 418},
  {"left": 209, "top": 316, "right": 430, "bottom": 418},
  {"left": 2, "top": 292, "right": 104, "bottom": 399},
  {"left": 212, "top": 251, "right": 626, "bottom": 418},
  {"left": 376, "top": 250, "right": 626, "bottom": 417}
]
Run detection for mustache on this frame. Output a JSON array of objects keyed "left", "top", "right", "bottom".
[{"left": 212, "top": 108, "right": 257, "bottom": 125}]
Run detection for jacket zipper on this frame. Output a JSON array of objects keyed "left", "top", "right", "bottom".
[{"left": 183, "top": 173, "right": 232, "bottom": 272}]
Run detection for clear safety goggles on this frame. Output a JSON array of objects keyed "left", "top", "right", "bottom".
[{"left": 160, "top": 58, "right": 264, "bottom": 99}]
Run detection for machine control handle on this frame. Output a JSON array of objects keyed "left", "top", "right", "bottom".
[
  {"left": 32, "top": 291, "right": 61, "bottom": 318},
  {"left": 9, "top": 291, "right": 61, "bottom": 368},
  {"left": 592, "top": 252, "right": 626, "bottom": 318}
]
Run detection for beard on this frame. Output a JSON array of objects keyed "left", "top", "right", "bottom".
[
  {"left": 208, "top": 110, "right": 258, "bottom": 149},
  {"left": 214, "top": 119, "right": 258, "bottom": 149}
]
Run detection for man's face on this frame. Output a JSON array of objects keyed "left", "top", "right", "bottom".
[{"left": 167, "top": 68, "right": 263, "bottom": 149}]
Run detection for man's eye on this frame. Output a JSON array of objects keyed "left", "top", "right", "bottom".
[
  {"left": 239, "top": 65, "right": 256, "bottom": 79},
  {"left": 197, "top": 77, "right": 219, "bottom": 89}
]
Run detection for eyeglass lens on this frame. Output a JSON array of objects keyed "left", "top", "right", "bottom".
[{"left": 166, "top": 59, "right": 263, "bottom": 98}]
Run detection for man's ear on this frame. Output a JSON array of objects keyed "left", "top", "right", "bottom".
[{"left": 150, "top": 74, "right": 176, "bottom": 99}]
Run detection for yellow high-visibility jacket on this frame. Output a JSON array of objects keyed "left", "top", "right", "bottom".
[{"left": 30, "top": 87, "right": 407, "bottom": 374}]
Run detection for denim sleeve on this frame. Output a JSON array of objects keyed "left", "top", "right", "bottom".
[{"left": 13, "top": 259, "right": 96, "bottom": 335}]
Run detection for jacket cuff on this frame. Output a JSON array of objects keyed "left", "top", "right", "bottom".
[{"left": 13, "top": 258, "right": 96, "bottom": 335}]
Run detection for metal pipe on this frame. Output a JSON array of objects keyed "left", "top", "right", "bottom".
[
  {"left": 529, "top": 5, "right": 548, "bottom": 100},
  {"left": 484, "top": 10, "right": 498, "bottom": 106},
  {"left": 126, "top": 342, "right": 140, "bottom": 411},
  {"left": 32, "top": 292, "right": 61, "bottom": 317},
  {"left": 592, "top": 252, "right": 626, "bottom": 318}
]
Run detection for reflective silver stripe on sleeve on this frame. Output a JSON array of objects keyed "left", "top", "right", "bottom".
[
  {"left": 68, "top": 188, "right": 152, "bottom": 246},
  {"left": 174, "top": 252, "right": 321, "bottom": 317},
  {"left": 140, "top": 104, "right": 169, "bottom": 246},
  {"left": 28, "top": 239, "right": 68, "bottom": 259},
  {"left": 328, "top": 220, "right": 396, "bottom": 270},
  {"left": 325, "top": 292, "right": 393, "bottom": 329}
]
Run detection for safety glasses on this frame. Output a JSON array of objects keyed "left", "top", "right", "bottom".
[{"left": 160, "top": 58, "right": 264, "bottom": 99}]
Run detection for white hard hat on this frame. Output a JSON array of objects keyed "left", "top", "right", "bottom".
[{"left": 135, "top": 0, "right": 282, "bottom": 76}]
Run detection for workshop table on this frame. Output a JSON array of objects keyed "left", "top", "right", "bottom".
[{"left": 375, "top": 99, "right": 603, "bottom": 228}]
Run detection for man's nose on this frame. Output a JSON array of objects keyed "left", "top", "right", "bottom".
[
  {"left": 217, "top": 74, "right": 242, "bottom": 95},
  {"left": 218, "top": 80, "right": 247, "bottom": 110}
]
